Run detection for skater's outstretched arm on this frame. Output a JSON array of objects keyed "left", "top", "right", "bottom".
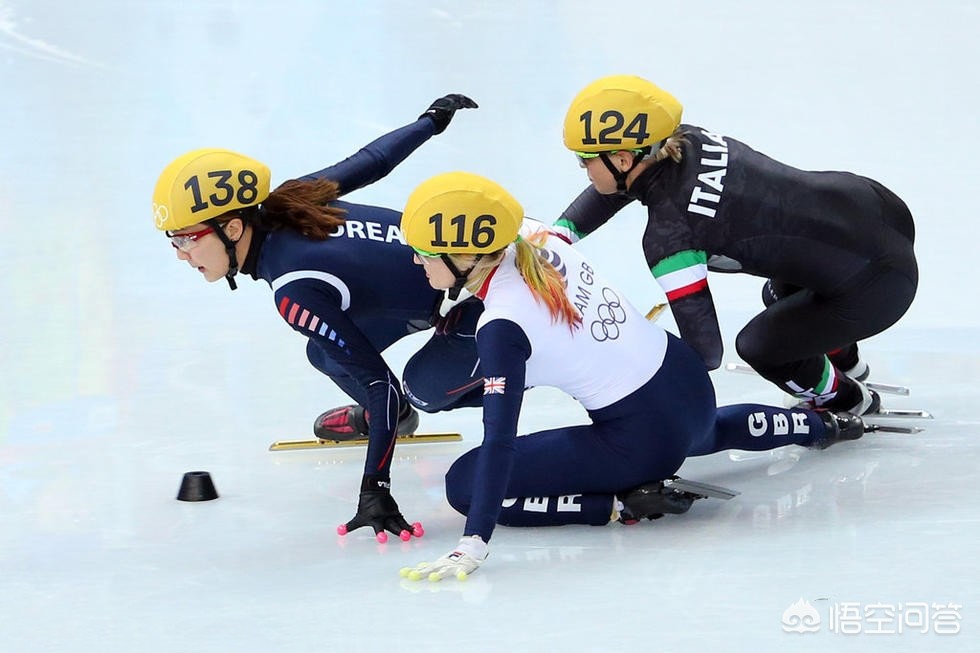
[{"left": 296, "top": 94, "right": 478, "bottom": 195}]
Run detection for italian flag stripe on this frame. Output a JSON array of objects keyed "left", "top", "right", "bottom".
[
  {"left": 552, "top": 218, "right": 584, "bottom": 243},
  {"left": 665, "top": 278, "right": 708, "bottom": 301},
  {"left": 653, "top": 250, "right": 709, "bottom": 301},
  {"left": 814, "top": 356, "right": 838, "bottom": 395},
  {"left": 652, "top": 250, "right": 707, "bottom": 276}
]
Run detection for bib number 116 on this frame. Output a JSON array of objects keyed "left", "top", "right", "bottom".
[{"left": 428, "top": 212, "right": 497, "bottom": 249}]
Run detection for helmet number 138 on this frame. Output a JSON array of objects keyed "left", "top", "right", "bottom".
[
  {"left": 184, "top": 169, "right": 261, "bottom": 214},
  {"left": 579, "top": 110, "right": 650, "bottom": 146}
]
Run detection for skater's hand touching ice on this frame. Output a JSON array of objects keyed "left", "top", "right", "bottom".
[
  {"left": 337, "top": 475, "right": 424, "bottom": 543},
  {"left": 400, "top": 535, "right": 488, "bottom": 581}
]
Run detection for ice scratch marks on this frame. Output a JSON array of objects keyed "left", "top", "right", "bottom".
[{"left": 0, "top": 1, "right": 101, "bottom": 67}]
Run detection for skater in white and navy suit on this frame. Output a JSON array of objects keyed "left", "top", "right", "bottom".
[{"left": 398, "top": 172, "right": 865, "bottom": 581}]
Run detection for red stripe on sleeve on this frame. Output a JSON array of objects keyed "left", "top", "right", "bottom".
[{"left": 665, "top": 278, "right": 708, "bottom": 302}]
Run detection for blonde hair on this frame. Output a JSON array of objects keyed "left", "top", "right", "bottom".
[
  {"left": 453, "top": 230, "right": 581, "bottom": 329},
  {"left": 652, "top": 126, "right": 688, "bottom": 164}
]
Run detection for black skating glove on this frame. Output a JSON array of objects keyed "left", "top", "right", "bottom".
[
  {"left": 338, "top": 474, "right": 424, "bottom": 543},
  {"left": 419, "top": 94, "right": 478, "bottom": 134}
]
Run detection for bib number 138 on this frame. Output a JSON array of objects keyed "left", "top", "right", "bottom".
[{"left": 184, "top": 169, "right": 260, "bottom": 213}]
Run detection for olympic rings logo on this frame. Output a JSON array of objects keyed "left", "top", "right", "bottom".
[
  {"left": 590, "top": 287, "right": 627, "bottom": 341},
  {"left": 153, "top": 202, "right": 170, "bottom": 228}
]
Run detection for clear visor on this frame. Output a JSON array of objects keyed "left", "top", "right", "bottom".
[
  {"left": 574, "top": 149, "right": 644, "bottom": 159},
  {"left": 167, "top": 225, "right": 215, "bottom": 252}
]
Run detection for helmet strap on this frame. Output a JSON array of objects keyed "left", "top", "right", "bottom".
[
  {"left": 599, "top": 149, "right": 650, "bottom": 195},
  {"left": 206, "top": 217, "right": 240, "bottom": 291},
  {"left": 441, "top": 253, "right": 482, "bottom": 301}
]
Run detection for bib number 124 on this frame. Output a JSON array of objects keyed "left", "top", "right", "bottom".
[{"left": 579, "top": 110, "right": 650, "bottom": 146}]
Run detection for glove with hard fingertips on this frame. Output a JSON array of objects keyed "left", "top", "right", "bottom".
[
  {"left": 400, "top": 535, "right": 488, "bottom": 581},
  {"left": 338, "top": 474, "right": 421, "bottom": 542},
  {"left": 419, "top": 94, "right": 478, "bottom": 134}
]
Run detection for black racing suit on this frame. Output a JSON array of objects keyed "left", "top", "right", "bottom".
[{"left": 554, "top": 124, "right": 917, "bottom": 410}]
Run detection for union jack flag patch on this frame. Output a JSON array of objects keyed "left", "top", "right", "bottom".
[{"left": 484, "top": 377, "right": 506, "bottom": 395}]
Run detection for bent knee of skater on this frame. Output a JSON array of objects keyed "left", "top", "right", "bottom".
[
  {"left": 401, "top": 378, "right": 439, "bottom": 412},
  {"left": 402, "top": 386, "right": 441, "bottom": 414},
  {"left": 444, "top": 485, "right": 470, "bottom": 516},
  {"left": 735, "top": 333, "right": 766, "bottom": 366},
  {"left": 403, "top": 381, "right": 467, "bottom": 414}
]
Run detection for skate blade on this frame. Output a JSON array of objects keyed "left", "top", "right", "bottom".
[
  {"left": 663, "top": 477, "right": 740, "bottom": 500},
  {"left": 866, "top": 424, "right": 924, "bottom": 434},
  {"left": 865, "top": 381, "right": 910, "bottom": 397},
  {"left": 269, "top": 432, "right": 462, "bottom": 451},
  {"left": 724, "top": 362, "right": 911, "bottom": 396},
  {"left": 645, "top": 303, "right": 667, "bottom": 322},
  {"left": 865, "top": 409, "right": 933, "bottom": 420}
]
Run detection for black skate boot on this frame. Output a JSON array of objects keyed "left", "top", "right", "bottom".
[
  {"left": 616, "top": 480, "right": 697, "bottom": 524},
  {"left": 842, "top": 360, "right": 870, "bottom": 382},
  {"left": 812, "top": 410, "right": 866, "bottom": 450},
  {"left": 314, "top": 403, "right": 419, "bottom": 441},
  {"left": 828, "top": 345, "right": 870, "bottom": 382},
  {"left": 809, "top": 379, "right": 881, "bottom": 416},
  {"left": 851, "top": 383, "right": 881, "bottom": 416}
]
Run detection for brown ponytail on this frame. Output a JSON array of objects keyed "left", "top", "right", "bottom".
[{"left": 251, "top": 178, "right": 348, "bottom": 240}]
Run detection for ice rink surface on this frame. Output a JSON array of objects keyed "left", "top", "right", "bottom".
[{"left": 2, "top": 1, "right": 978, "bottom": 651}]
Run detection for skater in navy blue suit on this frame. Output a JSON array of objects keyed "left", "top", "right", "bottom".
[
  {"left": 397, "top": 172, "right": 869, "bottom": 582},
  {"left": 153, "top": 95, "right": 481, "bottom": 542}
]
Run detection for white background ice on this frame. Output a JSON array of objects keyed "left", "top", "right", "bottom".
[{"left": 1, "top": 1, "right": 977, "bottom": 651}]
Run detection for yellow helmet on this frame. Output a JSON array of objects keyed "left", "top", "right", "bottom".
[
  {"left": 401, "top": 172, "right": 523, "bottom": 255},
  {"left": 152, "top": 148, "right": 271, "bottom": 232},
  {"left": 562, "top": 75, "right": 683, "bottom": 155}
]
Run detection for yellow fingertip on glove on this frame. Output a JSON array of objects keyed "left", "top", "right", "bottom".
[
  {"left": 402, "top": 535, "right": 488, "bottom": 583},
  {"left": 400, "top": 567, "right": 426, "bottom": 581}
]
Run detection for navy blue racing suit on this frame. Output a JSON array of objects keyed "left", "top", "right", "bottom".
[{"left": 240, "top": 117, "right": 482, "bottom": 477}]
